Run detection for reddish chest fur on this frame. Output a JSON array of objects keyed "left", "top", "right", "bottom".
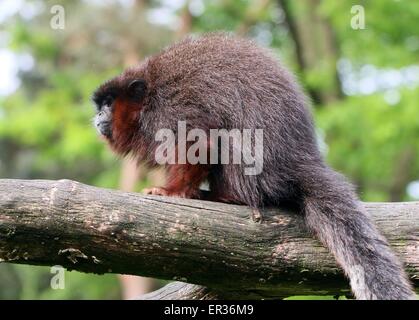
[{"left": 111, "top": 98, "right": 141, "bottom": 154}]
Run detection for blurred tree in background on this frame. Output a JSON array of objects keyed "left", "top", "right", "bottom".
[{"left": 0, "top": 0, "right": 418, "bottom": 299}]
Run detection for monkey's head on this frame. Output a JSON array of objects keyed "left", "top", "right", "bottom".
[{"left": 92, "top": 70, "right": 149, "bottom": 156}]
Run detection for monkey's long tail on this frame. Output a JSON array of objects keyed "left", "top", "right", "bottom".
[{"left": 299, "top": 165, "right": 415, "bottom": 300}]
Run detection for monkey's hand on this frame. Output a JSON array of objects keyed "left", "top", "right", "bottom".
[{"left": 142, "top": 187, "right": 200, "bottom": 199}]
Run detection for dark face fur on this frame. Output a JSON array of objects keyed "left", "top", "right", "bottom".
[{"left": 92, "top": 74, "right": 147, "bottom": 155}]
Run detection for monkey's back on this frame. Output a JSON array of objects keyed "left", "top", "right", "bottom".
[{"left": 143, "top": 33, "right": 323, "bottom": 206}]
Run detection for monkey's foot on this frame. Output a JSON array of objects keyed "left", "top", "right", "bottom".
[
  {"left": 142, "top": 187, "right": 170, "bottom": 197},
  {"left": 251, "top": 208, "right": 263, "bottom": 223}
]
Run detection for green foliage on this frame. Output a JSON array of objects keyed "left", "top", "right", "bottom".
[
  {"left": 317, "top": 88, "right": 419, "bottom": 201},
  {"left": 321, "top": 0, "right": 419, "bottom": 66},
  {"left": 0, "top": 264, "right": 120, "bottom": 300}
]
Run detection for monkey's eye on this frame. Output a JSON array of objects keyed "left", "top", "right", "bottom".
[
  {"left": 127, "top": 79, "right": 147, "bottom": 100},
  {"left": 102, "top": 95, "right": 114, "bottom": 108}
]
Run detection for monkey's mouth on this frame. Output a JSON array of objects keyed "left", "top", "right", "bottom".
[{"left": 95, "top": 119, "right": 112, "bottom": 139}]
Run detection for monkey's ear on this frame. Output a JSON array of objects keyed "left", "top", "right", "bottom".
[{"left": 127, "top": 79, "right": 147, "bottom": 100}]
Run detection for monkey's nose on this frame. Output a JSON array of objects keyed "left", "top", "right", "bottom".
[{"left": 94, "top": 119, "right": 112, "bottom": 138}]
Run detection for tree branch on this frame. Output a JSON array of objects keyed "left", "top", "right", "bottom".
[
  {"left": 137, "top": 281, "right": 220, "bottom": 300},
  {"left": 0, "top": 179, "right": 417, "bottom": 299}
]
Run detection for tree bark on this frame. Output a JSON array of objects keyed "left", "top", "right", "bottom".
[
  {"left": 0, "top": 179, "right": 417, "bottom": 299},
  {"left": 137, "top": 281, "right": 220, "bottom": 300}
]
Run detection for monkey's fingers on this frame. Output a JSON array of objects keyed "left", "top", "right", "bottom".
[
  {"left": 142, "top": 187, "right": 170, "bottom": 196},
  {"left": 251, "top": 208, "right": 263, "bottom": 223}
]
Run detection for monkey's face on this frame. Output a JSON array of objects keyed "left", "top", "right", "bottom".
[{"left": 92, "top": 76, "right": 147, "bottom": 155}]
